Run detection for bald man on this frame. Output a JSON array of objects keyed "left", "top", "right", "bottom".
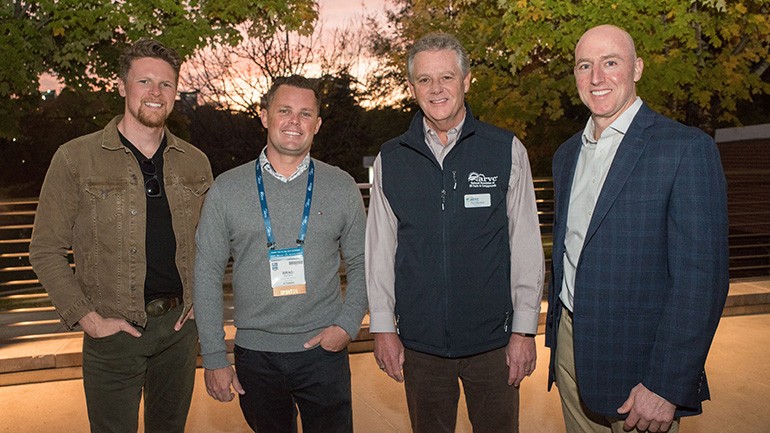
[{"left": 545, "top": 25, "right": 729, "bottom": 433}]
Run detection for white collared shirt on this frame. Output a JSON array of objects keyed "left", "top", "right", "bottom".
[
  {"left": 560, "top": 97, "right": 643, "bottom": 311},
  {"left": 258, "top": 147, "right": 311, "bottom": 183}
]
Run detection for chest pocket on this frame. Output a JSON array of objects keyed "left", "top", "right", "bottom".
[
  {"left": 178, "top": 176, "right": 210, "bottom": 218},
  {"left": 179, "top": 177, "right": 210, "bottom": 197},
  {"left": 85, "top": 178, "right": 127, "bottom": 224}
]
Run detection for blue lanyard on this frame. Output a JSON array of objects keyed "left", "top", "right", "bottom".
[{"left": 255, "top": 160, "right": 315, "bottom": 250}]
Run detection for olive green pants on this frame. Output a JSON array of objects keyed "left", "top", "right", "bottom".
[{"left": 82, "top": 307, "right": 197, "bottom": 433}]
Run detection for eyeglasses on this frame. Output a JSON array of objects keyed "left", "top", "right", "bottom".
[{"left": 140, "top": 159, "right": 161, "bottom": 198}]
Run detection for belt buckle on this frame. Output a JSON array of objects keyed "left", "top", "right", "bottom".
[{"left": 146, "top": 298, "right": 174, "bottom": 317}]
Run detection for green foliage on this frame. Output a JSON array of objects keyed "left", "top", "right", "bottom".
[
  {"left": 0, "top": 88, "right": 123, "bottom": 197},
  {"left": 369, "top": 0, "right": 770, "bottom": 137},
  {"left": 0, "top": 0, "right": 318, "bottom": 139}
]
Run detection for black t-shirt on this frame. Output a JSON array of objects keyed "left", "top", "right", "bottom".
[{"left": 119, "top": 132, "right": 183, "bottom": 303}]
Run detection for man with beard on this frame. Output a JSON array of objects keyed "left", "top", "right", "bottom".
[{"left": 30, "top": 39, "right": 212, "bottom": 433}]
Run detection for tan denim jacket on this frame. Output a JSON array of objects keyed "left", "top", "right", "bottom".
[{"left": 30, "top": 116, "right": 212, "bottom": 329}]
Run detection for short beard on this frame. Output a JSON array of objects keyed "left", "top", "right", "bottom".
[{"left": 137, "top": 106, "right": 167, "bottom": 128}]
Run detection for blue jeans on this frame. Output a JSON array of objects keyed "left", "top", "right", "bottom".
[{"left": 234, "top": 345, "right": 353, "bottom": 433}]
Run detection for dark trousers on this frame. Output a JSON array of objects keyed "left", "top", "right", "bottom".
[
  {"left": 81, "top": 307, "right": 197, "bottom": 433},
  {"left": 403, "top": 347, "right": 519, "bottom": 433},
  {"left": 234, "top": 345, "right": 353, "bottom": 433}
]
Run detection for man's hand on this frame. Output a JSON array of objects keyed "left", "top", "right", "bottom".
[
  {"left": 617, "top": 383, "right": 676, "bottom": 432},
  {"left": 505, "top": 333, "right": 536, "bottom": 387},
  {"left": 79, "top": 311, "right": 141, "bottom": 339},
  {"left": 174, "top": 306, "right": 194, "bottom": 331},
  {"left": 303, "top": 325, "right": 351, "bottom": 352},
  {"left": 373, "top": 332, "right": 405, "bottom": 383},
  {"left": 204, "top": 366, "right": 245, "bottom": 402}
]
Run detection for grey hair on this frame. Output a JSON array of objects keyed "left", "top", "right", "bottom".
[{"left": 407, "top": 32, "right": 470, "bottom": 82}]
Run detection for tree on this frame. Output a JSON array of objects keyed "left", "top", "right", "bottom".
[
  {"left": 180, "top": 18, "right": 387, "bottom": 181},
  {"left": 181, "top": 72, "right": 409, "bottom": 183},
  {"left": 0, "top": 0, "right": 318, "bottom": 139},
  {"left": 181, "top": 21, "right": 369, "bottom": 117},
  {"left": 181, "top": 102, "right": 265, "bottom": 177},
  {"left": 367, "top": 0, "right": 770, "bottom": 137},
  {"left": 0, "top": 87, "right": 122, "bottom": 197}
]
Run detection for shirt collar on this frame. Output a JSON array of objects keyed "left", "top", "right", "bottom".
[
  {"left": 422, "top": 115, "right": 466, "bottom": 159},
  {"left": 582, "top": 97, "right": 643, "bottom": 144},
  {"left": 258, "top": 147, "right": 311, "bottom": 183}
]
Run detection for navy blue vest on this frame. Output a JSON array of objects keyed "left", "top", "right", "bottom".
[{"left": 380, "top": 108, "right": 514, "bottom": 357}]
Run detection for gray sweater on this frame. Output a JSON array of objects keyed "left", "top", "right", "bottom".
[{"left": 194, "top": 158, "right": 367, "bottom": 370}]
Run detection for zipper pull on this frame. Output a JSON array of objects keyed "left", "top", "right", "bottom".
[
  {"left": 504, "top": 311, "right": 510, "bottom": 332},
  {"left": 452, "top": 171, "right": 457, "bottom": 190},
  {"left": 441, "top": 189, "right": 446, "bottom": 211}
]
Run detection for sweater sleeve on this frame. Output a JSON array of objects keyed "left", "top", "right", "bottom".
[
  {"left": 332, "top": 176, "right": 369, "bottom": 340},
  {"left": 193, "top": 183, "right": 232, "bottom": 370}
]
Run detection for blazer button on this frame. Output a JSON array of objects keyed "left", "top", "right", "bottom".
[{"left": 131, "top": 247, "right": 137, "bottom": 254}]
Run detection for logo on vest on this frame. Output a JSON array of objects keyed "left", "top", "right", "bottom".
[{"left": 467, "top": 172, "right": 498, "bottom": 188}]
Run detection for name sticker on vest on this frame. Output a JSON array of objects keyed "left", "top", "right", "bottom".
[
  {"left": 464, "top": 193, "right": 491, "bottom": 208},
  {"left": 269, "top": 247, "right": 307, "bottom": 297}
]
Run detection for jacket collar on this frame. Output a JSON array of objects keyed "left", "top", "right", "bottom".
[
  {"left": 401, "top": 102, "right": 478, "bottom": 160},
  {"left": 101, "top": 114, "right": 184, "bottom": 153},
  {"left": 552, "top": 103, "right": 657, "bottom": 257},
  {"left": 583, "top": 102, "right": 656, "bottom": 246}
]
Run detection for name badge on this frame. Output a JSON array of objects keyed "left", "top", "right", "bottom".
[
  {"left": 464, "top": 193, "right": 491, "bottom": 208},
  {"left": 268, "top": 247, "right": 307, "bottom": 297}
]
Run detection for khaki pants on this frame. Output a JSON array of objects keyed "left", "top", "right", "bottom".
[{"left": 555, "top": 309, "right": 679, "bottom": 433}]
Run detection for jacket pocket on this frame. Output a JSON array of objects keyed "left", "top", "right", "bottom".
[
  {"left": 84, "top": 179, "right": 127, "bottom": 224},
  {"left": 179, "top": 177, "right": 210, "bottom": 220},
  {"left": 180, "top": 178, "right": 210, "bottom": 197}
]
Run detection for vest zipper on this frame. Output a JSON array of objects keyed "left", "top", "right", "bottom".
[{"left": 442, "top": 171, "right": 450, "bottom": 354}]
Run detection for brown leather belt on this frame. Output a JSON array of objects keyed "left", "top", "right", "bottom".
[{"left": 145, "top": 297, "right": 182, "bottom": 317}]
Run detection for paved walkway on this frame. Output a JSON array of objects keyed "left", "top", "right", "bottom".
[{"left": 1, "top": 312, "right": 769, "bottom": 433}]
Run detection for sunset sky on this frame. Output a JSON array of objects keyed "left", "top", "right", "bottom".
[
  {"left": 319, "top": 0, "right": 390, "bottom": 29},
  {"left": 38, "top": 0, "right": 393, "bottom": 93}
]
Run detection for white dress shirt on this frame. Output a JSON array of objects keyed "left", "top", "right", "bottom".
[{"left": 560, "top": 97, "right": 643, "bottom": 311}]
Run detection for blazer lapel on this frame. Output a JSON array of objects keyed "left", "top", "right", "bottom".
[
  {"left": 552, "top": 133, "right": 582, "bottom": 270},
  {"left": 583, "top": 104, "right": 656, "bottom": 247}
]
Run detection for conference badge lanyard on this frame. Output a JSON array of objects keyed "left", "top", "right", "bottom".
[{"left": 255, "top": 160, "right": 314, "bottom": 297}]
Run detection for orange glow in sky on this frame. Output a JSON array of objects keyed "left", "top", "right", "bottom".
[{"left": 38, "top": 0, "right": 392, "bottom": 95}]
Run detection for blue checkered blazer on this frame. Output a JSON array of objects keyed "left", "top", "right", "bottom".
[{"left": 545, "top": 103, "right": 730, "bottom": 418}]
